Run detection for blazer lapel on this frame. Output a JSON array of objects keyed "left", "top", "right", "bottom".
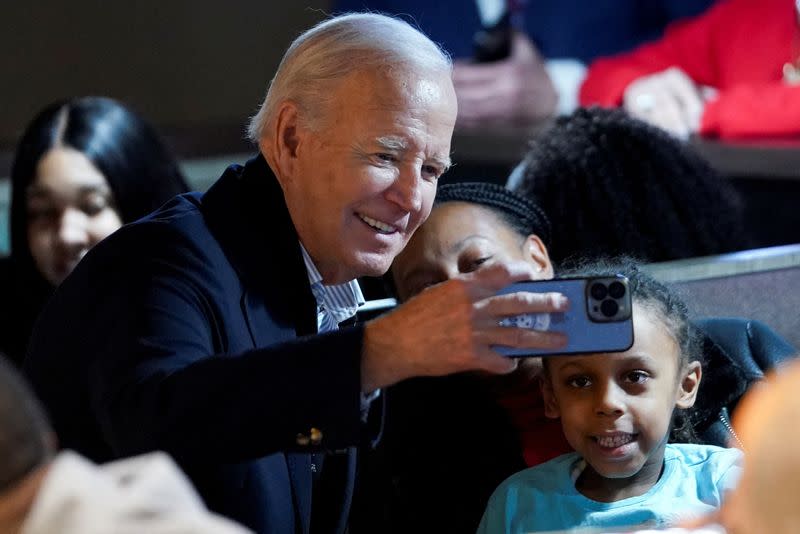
[{"left": 200, "top": 154, "right": 318, "bottom": 532}]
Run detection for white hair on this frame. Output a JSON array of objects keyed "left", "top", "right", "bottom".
[{"left": 246, "top": 12, "right": 452, "bottom": 143}]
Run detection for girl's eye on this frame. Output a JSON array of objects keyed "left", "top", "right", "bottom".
[
  {"left": 567, "top": 376, "right": 592, "bottom": 388},
  {"left": 625, "top": 370, "right": 650, "bottom": 384}
]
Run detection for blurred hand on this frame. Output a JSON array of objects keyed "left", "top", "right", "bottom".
[
  {"left": 453, "top": 32, "right": 558, "bottom": 127},
  {"left": 361, "top": 261, "right": 568, "bottom": 391},
  {"left": 623, "top": 67, "right": 704, "bottom": 139}
]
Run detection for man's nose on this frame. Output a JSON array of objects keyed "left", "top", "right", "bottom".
[
  {"left": 56, "top": 208, "right": 90, "bottom": 247},
  {"left": 594, "top": 380, "right": 626, "bottom": 417},
  {"left": 386, "top": 164, "right": 423, "bottom": 213}
]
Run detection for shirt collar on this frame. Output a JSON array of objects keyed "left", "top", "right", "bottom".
[{"left": 300, "top": 244, "right": 365, "bottom": 325}]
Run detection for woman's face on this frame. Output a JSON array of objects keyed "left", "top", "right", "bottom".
[
  {"left": 391, "top": 201, "right": 553, "bottom": 300},
  {"left": 26, "top": 147, "right": 123, "bottom": 286}
]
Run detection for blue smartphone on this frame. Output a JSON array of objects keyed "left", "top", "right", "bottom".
[{"left": 494, "top": 275, "right": 634, "bottom": 357}]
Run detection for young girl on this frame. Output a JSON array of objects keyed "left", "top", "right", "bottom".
[{"left": 477, "top": 261, "right": 743, "bottom": 533}]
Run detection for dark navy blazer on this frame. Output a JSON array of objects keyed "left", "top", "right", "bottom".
[{"left": 25, "top": 154, "right": 375, "bottom": 533}]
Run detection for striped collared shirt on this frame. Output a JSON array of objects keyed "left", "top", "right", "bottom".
[
  {"left": 299, "top": 244, "right": 365, "bottom": 332},
  {"left": 299, "top": 244, "right": 378, "bottom": 410}
]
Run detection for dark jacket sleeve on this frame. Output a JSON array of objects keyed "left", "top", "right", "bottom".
[{"left": 42, "top": 221, "right": 366, "bottom": 464}]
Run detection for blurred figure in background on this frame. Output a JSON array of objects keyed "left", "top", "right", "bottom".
[
  {"left": 719, "top": 358, "right": 800, "bottom": 534},
  {"left": 0, "top": 96, "right": 189, "bottom": 367},
  {"left": 509, "top": 107, "right": 751, "bottom": 265},
  {"left": 0, "top": 354, "right": 250, "bottom": 534},
  {"left": 581, "top": 0, "right": 800, "bottom": 139},
  {"left": 335, "top": 0, "right": 714, "bottom": 123}
]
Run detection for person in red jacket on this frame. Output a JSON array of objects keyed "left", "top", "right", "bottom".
[{"left": 580, "top": 0, "right": 800, "bottom": 139}]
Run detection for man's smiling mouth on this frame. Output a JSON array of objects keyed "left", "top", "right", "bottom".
[{"left": 358, "top": 213, "right": 397, "bottom": 234}]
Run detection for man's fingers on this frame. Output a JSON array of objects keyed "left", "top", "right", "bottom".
[
  {"left": 478, "top": 291, "right": 569, "bottom": 320},
  {"left": 479, "top": 353, "right": 519, "bottom": 375},
  {"left": 476, "top": 325, "right": 568, "bottom": 352},
  {"left": 461, "top": 261, "right": 542, "bottom": 298}
]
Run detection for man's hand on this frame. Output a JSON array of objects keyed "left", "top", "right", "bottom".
[
  {"left": 623, "top": 67, "right": 704, "bottom": 139},
  {"left": 453, "top": 32, "right": 558, "bottom": 127},
  {"left": 361, "top": 262, "right": 568, "bottom": 392}
]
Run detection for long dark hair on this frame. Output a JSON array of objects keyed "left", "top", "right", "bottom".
[
  {"left": 513, "top": 107, "right": 751, "bottom": 265},
  {"left": 10, "top": 96, "right": 189, "bottom": 264},
  {"left": 3, "top": 96, "right": 189, "bottom": 365}
]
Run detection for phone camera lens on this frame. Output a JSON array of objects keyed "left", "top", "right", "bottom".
[
  {"left": 590, "top": 283, "right": 608, "bottom": 300},
  {"left": 600, "top": 299, "right": 619, "bottom": 318},
  {"left": 608, "top": 281, "right": 626, "bottom": 299}
]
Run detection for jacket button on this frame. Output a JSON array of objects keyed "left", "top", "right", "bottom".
[
  {"left": 310, "top": 427, "right": 323, "bottom": 445},
  {"left": 296, "top": 433, "right": 310, "bottom": 446}
]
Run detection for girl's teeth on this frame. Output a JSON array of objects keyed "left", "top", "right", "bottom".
[{"left": 597, "top": 434, "right": 634, "bottom": 448}]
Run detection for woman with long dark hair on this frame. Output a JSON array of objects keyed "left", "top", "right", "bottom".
[{"left": 1, "top": 96, "right": 189, "bottom": 366}]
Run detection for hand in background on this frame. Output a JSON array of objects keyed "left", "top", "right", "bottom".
[
  {"left": 453, "top": 32, "right": 558, "bottom": 127},
  {"left": 623, "top": 67, "right": 705, "bottom": 139},
  {"left": 361, "top": 261, "right": 568, "bottom": 392}
]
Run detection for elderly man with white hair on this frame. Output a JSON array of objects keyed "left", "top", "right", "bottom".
[{"left": 23, "top": 12, "right": 569, "bottom": 534}]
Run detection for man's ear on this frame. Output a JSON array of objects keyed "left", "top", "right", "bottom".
[
  {"left": 523, "top": 234, "right": 554, "bottom": 279},
  {"left": 676, "top": 360, "right": 702, "bottom": 409},
  {"left": 541, "top": 374, "right": 561, "bottom": 419},
  {"left": 259, "top": 100, "right": 305, "bottom": 184}
]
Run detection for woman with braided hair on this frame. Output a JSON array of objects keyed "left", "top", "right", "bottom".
[
  {"left": 353, "top": 182, "right": 572, "bottom": 534},
  {"left": 509, "top": 106, "right": 751, "bottom": 265}
]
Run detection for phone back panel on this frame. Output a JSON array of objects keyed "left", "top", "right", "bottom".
[{"left": 495, "top": 278, "right": 634, "bottom": 357}]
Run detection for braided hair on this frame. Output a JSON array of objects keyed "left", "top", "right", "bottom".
[
  {"left": 513, "top": 107, "right": 751, "bottom": 264},
  {"left": 434, "top": 182, "right": 552, "bottom": 247}
]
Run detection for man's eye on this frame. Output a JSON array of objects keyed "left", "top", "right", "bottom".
[
  {"left": 567, "top": 376, "right": 592, "bottom": 388},
  {"left": 421, "top": 164, "right": 441, "bottom": 179},
  {"left": 376, "top": 153, "right": 395, "bottom": 163}
]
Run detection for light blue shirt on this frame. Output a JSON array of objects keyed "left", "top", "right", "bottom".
[{"left": 477, "top": 444, "right": 743, "bottom": 534}]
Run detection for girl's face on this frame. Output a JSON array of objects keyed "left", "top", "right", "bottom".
[
  {"left": 542, "top": 305, "right": 701, "bottom": 492},
  {"left": 26, "top": 147, "right": 123, "bottom": 286}
]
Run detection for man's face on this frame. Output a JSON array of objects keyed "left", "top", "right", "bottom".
[
  {"left": 280, "top": 68, "right": 457, "bottom": 284},
  {"left": 391, "top": 201, "right": 552, "bottom": 300}
]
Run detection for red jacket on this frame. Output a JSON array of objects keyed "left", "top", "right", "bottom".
[{"left": 580, "top": 0, "right": 800, "bottom": 139}]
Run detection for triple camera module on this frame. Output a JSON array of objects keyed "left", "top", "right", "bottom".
[{"left": 586, "top": 276, "right": 631, "bottom": 323}]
